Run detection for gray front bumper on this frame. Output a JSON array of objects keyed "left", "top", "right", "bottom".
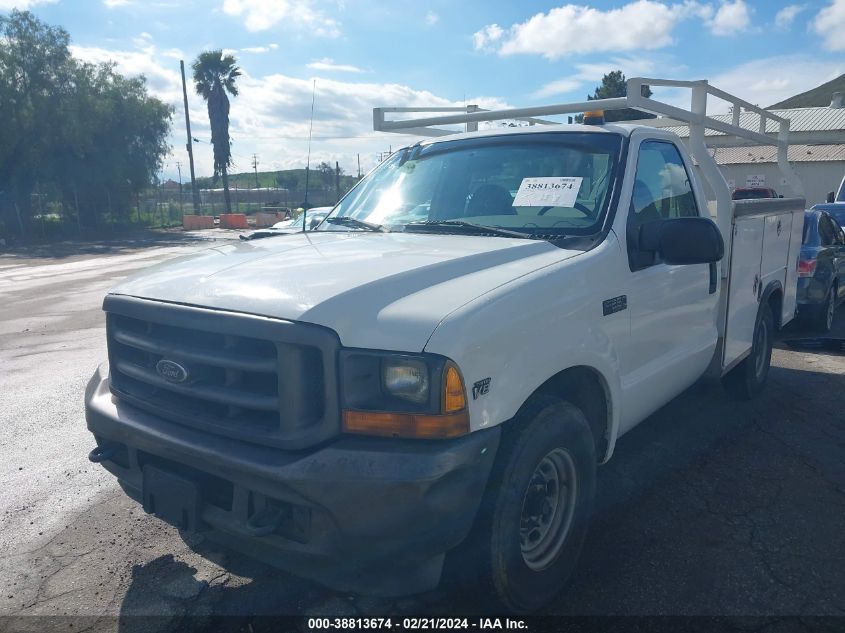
[{"left": 85, "top": 362, "right": 500, "bottom": 595}]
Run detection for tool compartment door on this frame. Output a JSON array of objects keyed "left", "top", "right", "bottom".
[
  {"left": 723, "top": 214, "right": 764, "bottom": 369},
  {"left": 760, "top": 212, "right": 792, "bottom": 304},
  {"left": 781, "top": 207, "right": 804, "bottom": 326}
]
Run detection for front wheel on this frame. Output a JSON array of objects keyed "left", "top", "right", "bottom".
[
  {"left": 457, "top": 396, "right": 596, "bottom": 613},
  {"left": 722, "top": 302, "right": 774, "bottom": 400}
]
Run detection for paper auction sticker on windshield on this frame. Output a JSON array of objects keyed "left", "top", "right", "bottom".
[{"left": 513, "top": 177, "right": 582, "bottom": 208}]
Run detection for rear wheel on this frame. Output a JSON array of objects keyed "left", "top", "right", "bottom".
[
  {"left": 454, "top": 396, "right": 596, "bottom": 613},
  {"left": 817, "top": 285, "right": 836, "bottom": 333},
  {"left": 722, "top": 302, "right": 774, "bottom": 400}
]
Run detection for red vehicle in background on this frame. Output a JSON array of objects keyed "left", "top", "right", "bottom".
[{"left": 732, "top": 187, "right": 781, "bottom": 200}]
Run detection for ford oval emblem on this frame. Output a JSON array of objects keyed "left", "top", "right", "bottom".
[{"left": 156, "top": 359, "right": 189, "bottom": 383}]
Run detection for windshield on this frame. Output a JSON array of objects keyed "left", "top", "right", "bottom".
[{"left": 320, "top": 132, "right": 623, "bottom": 238}]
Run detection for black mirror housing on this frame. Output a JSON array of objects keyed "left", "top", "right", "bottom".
[
  {"left": 639, "top": 217, "right": 724, "bottom": 265},
  {"left": 827, "top": 191, "right": 836, "bottom": 203}
]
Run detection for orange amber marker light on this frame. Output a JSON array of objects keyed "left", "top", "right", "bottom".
[
  {"left": 342, "top": 410, "right": 469, "bottom": 439},
  {"left": 444, "top": 365, "right": 467, "bottom": 413},
  {"left": 583, "top": 110, "right": 605, "bottom": 125}
]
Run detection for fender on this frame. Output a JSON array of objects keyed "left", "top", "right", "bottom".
[
  {"left": 759, "top": 279, "right": 784, "bottom": 328},
  {"left": 423, "top": 235, "right": 628, "bottom": 465}
]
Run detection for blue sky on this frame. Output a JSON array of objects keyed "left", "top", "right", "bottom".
[{"left": 4, "top": 0, "right": 845, "bottom": 180}]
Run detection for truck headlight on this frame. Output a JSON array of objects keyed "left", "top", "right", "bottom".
[
  {"left": 382, "top": 358, "right": 429, "bottom": 404},
  {"left": 340, "top": 351, "right": 468, "bottom": 439}
]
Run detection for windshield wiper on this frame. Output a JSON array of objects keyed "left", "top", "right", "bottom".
[
  {"left": 324, "top": 216, "right": 385, "bottom": 232},
  {"left": 404, "top": 220, "right": 534, "bottom": 239}
]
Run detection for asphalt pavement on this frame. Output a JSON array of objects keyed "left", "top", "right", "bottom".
[{"left": 1, "top": 230, "right": 843, "bottom": 632}]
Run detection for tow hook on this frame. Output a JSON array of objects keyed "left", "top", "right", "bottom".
[{"left": 88, "top": 444, "right": 118, "bottom": 463}]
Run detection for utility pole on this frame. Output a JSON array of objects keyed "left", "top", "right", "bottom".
[
  {"left": 180, "top": 60, "right": 201, "bottom": 214},
  {"left": 252, "top": 154, "right": 261, "bottom": 212},
  {"left": 176, "top": 161, "right": 184, "bottom": 218},
  {"left": 252, "top": 154, "right": 260, "bottom": 188},
  {"left": 335, "top": 161, "right": 340, "bottom": 203},
  {"left": 357, "top": 153, "right": 361, "bottom": 179}
]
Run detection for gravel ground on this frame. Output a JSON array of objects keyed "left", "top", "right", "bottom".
[{"left": 0, "top": 231, "right": 843, "bottom": 632}]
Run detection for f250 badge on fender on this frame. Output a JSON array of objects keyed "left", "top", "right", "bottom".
[
  {"left": 472, "top": 377, "right": 491, "bottom": 400},
  {"left": 156, "top": 359, "right": 189, "bottom": 383}
]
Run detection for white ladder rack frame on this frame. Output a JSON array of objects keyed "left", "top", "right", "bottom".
[{"left": 373, "top": 77, "right": 806, "bottom": 271}]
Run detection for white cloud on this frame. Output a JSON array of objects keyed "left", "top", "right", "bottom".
[
  {"left": 69, "top": 39, "right": 184, "bottom": 107},
  {"left": 241, "top": 46, "right": 273, "bottom": 54},
  {"left": 531, "top": 55, "right": 667, "bottom": 99},
  {"left": 161, "top": 47, "right": 185, "bottom": 60},
  {"left": 706, "top": 0, "right": 752, "bottom": 35},
  {"left": 306, "top": 58, "right": 365, "bottom": 73},
  {"left": 221, "top": 0, "right": 340, "bottom": 37},
  {"left": 708, "top": 55, "right": 844, "bottom": 108},
  {"left": 813, "top": 0, "right": 845, "bottom": 51},
  {"left": 774, "top": 4, "right": 805, "bottom": 28},
  {"left": 424, "top": 11, "right": 439, "bottom": 26},
  {"left": 474, "top": 2, "right": 690, "bottom": 59},
  {"left": 533, "top": 78, "right": 583, "bottom": 99},
  {"left": 472, "top": 24, "right": 504, "bottom": 52},
  {"left": 0, "top": 0, "right": 56, "bottom": 9},
  {"left": 103, "top": 0, "right": 130, "bottom": 7},
  {"left": 66, "top": 37, "right": 508, "bottom": 177}
]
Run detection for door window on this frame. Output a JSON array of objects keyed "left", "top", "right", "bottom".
[
  {"left": 819, "top": 214, "right": 836, "bottom": 246},
  {"left": 825, "top": 214, "right": 845, "bottom": 245},
  {"left": 627, "top": 140, "right": 700, "bottom": 270}
]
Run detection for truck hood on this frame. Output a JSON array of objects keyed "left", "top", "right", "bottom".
[{"left": 110, "top": 231, "right": 582, "bottom": 350}]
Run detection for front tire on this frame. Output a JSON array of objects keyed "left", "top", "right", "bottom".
[
  {"left": 460, "top": 396, "right": 596, "bottom": 613},
  {"left": 722, "top": 302, "right": 774, "bottom": 400}
]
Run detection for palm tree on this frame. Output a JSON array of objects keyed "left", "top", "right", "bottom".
[{"left": 192, "top": 50, "right": 241, "bottom": 213}]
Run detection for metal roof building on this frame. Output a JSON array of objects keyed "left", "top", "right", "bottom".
[{"left": 633, "top": 105, "right": 845, "bottom": 204}]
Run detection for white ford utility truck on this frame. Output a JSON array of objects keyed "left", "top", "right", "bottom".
[{"left": 85, "top": 79, "right": 805, "bottom": 611}]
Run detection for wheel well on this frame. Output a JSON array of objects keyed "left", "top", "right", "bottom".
[
  {"left": 532, "top": 366, "right": 611, "bottom": 460},
  {"left": 766, "top": 285, "right": 783, "bottom": 329}
]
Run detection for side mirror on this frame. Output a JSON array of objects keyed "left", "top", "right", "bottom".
[
  {"left": 639, "top": 217, "right": 724, "bottom": 265},
  {"left": 778, "top": 194, "right": 784, "bottom": 198},
  {"left": 827, "top": 191, "right": 835, "bottom": 203}
]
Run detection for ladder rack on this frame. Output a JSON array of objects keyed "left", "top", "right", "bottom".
[
  {"left": 373, "top": 77, "right": 806, "bottom": 280},
  {"left": 373, "top": 78, "right": 804, "bottom": 193}
]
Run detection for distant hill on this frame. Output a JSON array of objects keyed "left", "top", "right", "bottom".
[
  {"left": 195, "top": 168, "right": 359, "bottom": 191},
  {"left": 770, "top": 74, "right": 845, "bottom": 109}
]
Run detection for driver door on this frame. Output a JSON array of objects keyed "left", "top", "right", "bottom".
[{"left": 617, "top": 136, "right": 720, "bottom": 432}]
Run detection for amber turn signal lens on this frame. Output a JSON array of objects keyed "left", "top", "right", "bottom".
[
  {"left": 583, "top": 110, "right": 605, "bottom": 125},
  {"left": 444, "top": 365, "right": 467, "bottom": 413},
  {"left": 343, "top": 410, "right": 469, "bottom": 439}
]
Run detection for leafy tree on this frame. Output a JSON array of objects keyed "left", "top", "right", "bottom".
[
  {"left": 576, "top": 70, "right": 655, "bottom": 123},
  {"left": 0, "top": 10, "right": 172, "bottom": 236},
  {"left": 192, "top": 50, "right": 241, "bottom": 213}
]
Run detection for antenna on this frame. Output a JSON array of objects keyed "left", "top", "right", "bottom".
[{"left": 303, "top": 79, "right": 317, "bottom": 230}]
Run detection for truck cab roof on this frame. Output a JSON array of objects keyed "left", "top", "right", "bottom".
[{"left": 415, "top": 121, "right": 659, "bottom": 148}]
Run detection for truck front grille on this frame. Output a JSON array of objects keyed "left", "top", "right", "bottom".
[{"left": 104, "top": 295, "right": 340, "bottom": 449}]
